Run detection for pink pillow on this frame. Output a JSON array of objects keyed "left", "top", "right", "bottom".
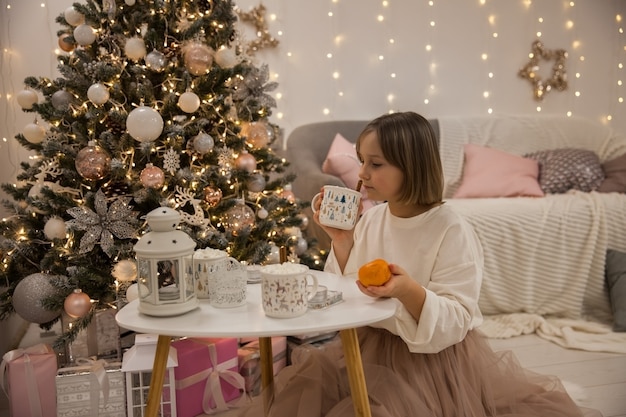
[
  {"left": 322, "top": 133, "right": 375, "bottom": 210},
  {"left": 453, "top": 144, "right": 544, "bottom": 198},
  {"left": 322, "top": 133, "right": 361, "bottom": 190}
]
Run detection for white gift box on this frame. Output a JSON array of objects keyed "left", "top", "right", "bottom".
[{"left": 56, "top": 359, "right": 126, "bottom": 417}]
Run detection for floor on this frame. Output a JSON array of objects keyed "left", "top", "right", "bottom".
[
  {"left": 1, "top": 334, "right": 624, "bottom": 416},
  {"left": 487, "top": 334, "right": 626, "bottom": 417}
]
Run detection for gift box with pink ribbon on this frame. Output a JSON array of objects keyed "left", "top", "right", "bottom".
[
  {"left": 56, "top": 358, "right": 125, "bottom": 417},
  {"left": 171, "top": 337, "right": 246, "bottom": 416},
  {"left": 0, "top": 343, "right": 57, "bottom": 417}
]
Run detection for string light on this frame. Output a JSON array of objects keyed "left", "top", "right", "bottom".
[{"left": 1, "top": 1, "right": 625, "bottom": 155}]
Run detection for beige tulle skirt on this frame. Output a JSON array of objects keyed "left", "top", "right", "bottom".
[{"left": 237, "top": 327, "right": 600, "bottom": 417}]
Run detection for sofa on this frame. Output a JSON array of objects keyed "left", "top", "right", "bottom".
[{"left": 285, "top": 114, "right": 626, "bottom": 327}]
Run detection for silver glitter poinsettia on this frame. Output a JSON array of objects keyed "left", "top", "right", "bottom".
[
  {"left": 232, "top": 64, "right": 277, "bottom": 112},
  {"left": 66, "top": 189, "right": 139, "bottom": 257}
]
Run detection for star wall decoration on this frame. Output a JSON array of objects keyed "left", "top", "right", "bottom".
[
  {"left": 236, "top": 3, "right": 279, "bottom": 55},
  {"left": 518, "top": 40, "right": 568, "bottom": 101}
]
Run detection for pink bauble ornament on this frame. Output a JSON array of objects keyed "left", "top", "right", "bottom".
[
  {"left": 281, "top": 184, "right": 295, "bottom": 203},
  {"left": 140, "top": 163, "right": 165, "bottom": 189},
  {"left": 193, "top": 132, "right": 214, "bottom": 154},
  {"left": 241, "top": 121, "right": 273, "bottom": 148},
  {"left": 23, "top": 122, "right": 46, "bottom": 144},
  {"left": 203, "top": 186, "right": 222, "bottom": 208},
  {"left": 178, "top": 91, "right": 201, "bottom": 113},
  {"left": 74, "top": 24, "right": 96, "bottom": 46},
  {"left": 75, "top": 141, "right": 111, "bottom": 180},
  {"left": 223, "top": 199, "right": 255, "bottom": 235},
  {"left": 64, "top": 6, "right": 85, "bottom": 26},
  {"left": 184, "top": 42, "right": 214, "bottom": 75},
  {"left": 127, "top": 106, "right": 164, "bottom": 142},
  {"left": 44, "top": 217, "right": 66, "bottom": 240},
  {"left": 58, "top": 34, "right": 75, "bottom": 52},
  {"left": 87, "top": 83, "right": 110, "bottom": 105},
  {"left": 16, "top": 89, "right": 38, "bottom": 109},
  {"left": 235, "top": 151, "right": 257, "bottom": 173},
  {"left": 64, "top": 289, "right": 92, "bottom": 318},
  {"left": 125, "top": 37, "right": 147, "bottom": 61}
]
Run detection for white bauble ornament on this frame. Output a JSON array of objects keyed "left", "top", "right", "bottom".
[
  {"left": 193, "top": 132, "right": 214, "bottom": 154},
  {"left": 16, "top": 89, "right": 38, "bottom": 109},
  {"left": 247, "top": 173, "right": 266, "bottom": 193},
  {"left": 125, "top": 283, "right": 139, "bottom": 301},
  {"left": 266, "top": 244, "right": 280, "bottom": 264},
  {"left": 145, "top": 50, "right": 167, "bottom": 71},
  {"left": 178, "top": 91, "right": 201, "bottom": 113},
  {"left": 125, "top": 37, "right": 147, "bottom": 61},
  {"left": 87, "top": 83, "right": 110, "bottom": 105},
  {"left": 257, "top": 207, "right": 268, "bottom": 219},
  {"left": 74, "top": 24, "right": 96, "bottom": 46},
  {"left": 64, "top": 6, "right": 85, "bottom": 26},
  {"left": 44, "top": 217, "right": 66, "bottom": 240},
  {"left": 127, "top": 106, "right": 164, "bottom": 142},
  {"left": 125, "top": 0, "right": 136, "bottom": 5},
  {"left": 215, "top": 47, "right": 238, "bottom": 68},
  {"left": 23, "top": 122, "right": 46, "bottom": 144},
  {"left": 184, "top": 43, "right": 214, "bottom": 75},
  {"left": 294, "top": 237, "right": 308, "bottom": 255},
  {"left": 112, "top": 259, "right": 137, "bottom": 282},
  {"left": 51, "top": 90, "right": 73, "bottom": 110}
]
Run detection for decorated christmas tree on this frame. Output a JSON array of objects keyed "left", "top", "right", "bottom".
[{"left": 0, "top": 0, "right": 323, "bottom": 348}]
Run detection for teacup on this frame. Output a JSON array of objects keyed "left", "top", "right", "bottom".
[
  {"left": 260, "top": 263, "right": 318, "bottom": 318},
  {"left": 311, "top": 185, "right": 362, "bottom": 230}
]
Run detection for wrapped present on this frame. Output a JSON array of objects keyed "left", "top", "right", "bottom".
[
  {"left": 56, "top": 358, "right": 125, "bottom": 417},
  {"left": 238, "top": 337, "right": 287, "bottom": 396},
  {"left": 172, "top": 337, "right": 245, "bottom": 416},
  {"left": 0, "top": 343, "right": 57, "bottom": 417}
]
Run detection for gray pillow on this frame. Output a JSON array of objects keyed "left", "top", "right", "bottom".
[
  {"left": 524, "top": 148, "right": 604, "bottom": 194},
  {"left": 605, "top": 249, "right": 626, "bottom": 332}
]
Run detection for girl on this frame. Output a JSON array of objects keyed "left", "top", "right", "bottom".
[{"left": 244, "top": 112, "right": 599, "bottom": 416}]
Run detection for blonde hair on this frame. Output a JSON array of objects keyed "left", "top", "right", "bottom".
[{"left": 356, "top": 112, "right": 444, "bottom": 205}]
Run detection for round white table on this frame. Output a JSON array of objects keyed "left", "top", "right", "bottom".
[{"left": 116, "top": 270, "right": 396, "bottom": 417}]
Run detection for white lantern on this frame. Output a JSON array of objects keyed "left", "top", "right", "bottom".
[
  {"left": 121, "top": 333, "right": 178, "bottom": 417},
  {"left": 134, "top": 207, "right": 198, "bottom": 316}
]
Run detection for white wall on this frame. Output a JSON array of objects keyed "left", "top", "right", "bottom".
[{"left": 1, "top": 0, "right": 625, "bottom": 161}]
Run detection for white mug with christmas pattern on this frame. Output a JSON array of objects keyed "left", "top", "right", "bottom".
[
  {"left": 311, "top": 185, "right": 362, "bottom": 230},
  {"left": 260, "top": 263, "right": 318, "bottom": 318},
  {"left": 193, "top": 248, "right": 247, "bottom": 308}
]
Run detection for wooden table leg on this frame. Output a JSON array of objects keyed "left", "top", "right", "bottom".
[
  {"left": 145, "top": 335, "right": 171, "bottom": 417},
  {"left": 340, "top": 328, "right": 371, "bottom": 417},
  {"left": 259, "top": 336, "right": 274, "bottom": 416}
]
